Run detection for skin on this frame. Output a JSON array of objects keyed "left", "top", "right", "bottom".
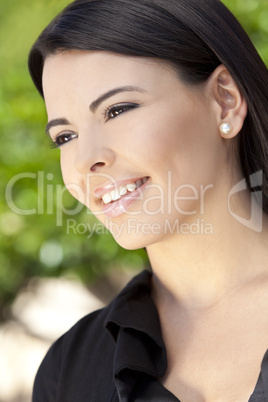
[{"left": 43, "top": 50, "right": 268, "bottom": 402}]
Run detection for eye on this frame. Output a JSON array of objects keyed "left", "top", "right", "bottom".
[
  {"left": 104, "top": 103, "right": 139, "bottom": 122},
  {"left": 51, "top": 132, "right": 78, "bottom": 148}
]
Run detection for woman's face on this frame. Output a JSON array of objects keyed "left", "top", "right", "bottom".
[{"left": 43, "top": 50, "right": 226, "bottom": 249}]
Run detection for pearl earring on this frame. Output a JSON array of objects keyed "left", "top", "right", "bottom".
[{"left": 220, "top": 122, "right": 232, "bottom": 135}]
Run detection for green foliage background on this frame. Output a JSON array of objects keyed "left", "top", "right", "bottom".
[{"left": 0, "top": 0, "right": 267, "bottom": 319}]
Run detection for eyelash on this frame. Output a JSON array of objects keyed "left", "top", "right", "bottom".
[
  {"left": 103, "top": 102, "right": 139, "bottom": 122},
  {"left": 50, "top": 132, "right": 77, "bottom": 149},
  {"left": 50, "top": 103, "right": 139, "bottom": 148}
]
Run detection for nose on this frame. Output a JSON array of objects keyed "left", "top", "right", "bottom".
[{"left": 74, "top": 140, "right": 115, "bottom": 174}]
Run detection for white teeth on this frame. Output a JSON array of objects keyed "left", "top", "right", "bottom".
[
  {"left": 110, "top": 189, "right": 121, "bottom": 201},
  {"left": 126, "top": 183, "right": 136, "bottom": 192},
  {"left": 119, "top": 186, "right": 127, "bottom": 196},
  {"left": 102, "top": 193, "right": 112, "bottom": 205},
  {"left": 101, "top": 178, "right": 148, "bottom": 204}
]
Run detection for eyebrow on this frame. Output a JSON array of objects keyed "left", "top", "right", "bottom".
[
  {"left": 45, "top": 118, "right": 71, "bottom": 134},
  {"left": 89, "top": 86, "right": 145, "bottom": 112},
  {"left": 45, "top": 86, "right": 144, "bottom": 134}
]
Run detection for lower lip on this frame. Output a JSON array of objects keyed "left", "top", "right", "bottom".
[{"left": 102, "top": 179, "right": 150, "bottom": 218}]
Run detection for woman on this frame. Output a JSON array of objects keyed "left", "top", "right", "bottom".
[{"left": 29, "top": 0, "right": 268, "bottom": 400}]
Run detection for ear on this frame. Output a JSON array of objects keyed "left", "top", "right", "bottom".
[{"left": 207, "top": 65, "right": 247, "bottom": 138}]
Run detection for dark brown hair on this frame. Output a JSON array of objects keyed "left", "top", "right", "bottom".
[{"left": 28, "top": 0, "right": 268, "bottom": 212}]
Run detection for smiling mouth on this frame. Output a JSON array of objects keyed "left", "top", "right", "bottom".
[{"left": 102, "top": 177, "right": 149, "bottom": 205}]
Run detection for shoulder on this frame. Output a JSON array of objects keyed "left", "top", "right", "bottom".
[
  {"left": 33, "top": 269, "right": 152, "bottom": 401},
  {"left": 33, "top": 306, "right": 116, "bottom": 401}
]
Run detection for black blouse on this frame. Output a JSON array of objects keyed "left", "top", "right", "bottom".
[{"left": 33, "top": 270, "right": 268, "bottom": 401}]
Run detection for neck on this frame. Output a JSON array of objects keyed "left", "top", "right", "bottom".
[{"left": 147, "top": 193, "right": 268, "bottom": 310}]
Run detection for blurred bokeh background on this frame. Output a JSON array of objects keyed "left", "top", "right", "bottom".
[{"left": 0, "top": 0, "right": 267, "bottom": 400}]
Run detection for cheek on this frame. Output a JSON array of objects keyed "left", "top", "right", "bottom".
[
  {"left": 60, "top": 150, "right": 84, "bottom": 201},
  {"left": 134, "top": 102, "right": 221, "bottom": 188},
  {"left": 60, "top": 151, "right": 72, "bottom": 184},
  {"left": 125, "top": 104, "right": 197, "bottom": 170},
  {"left": 116, "top": 107, "right": 183, "bottom": 162}
]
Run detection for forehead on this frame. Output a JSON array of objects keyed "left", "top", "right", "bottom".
[
  {"left": 41, "top": 50, "right": 200, "bottom": 121},
  {"left": 42, "top": 50, "right": 174, "bottom": 94}
]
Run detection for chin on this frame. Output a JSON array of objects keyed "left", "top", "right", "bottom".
[
  {"left": 109, "top": 229, "right": 160, "bottom": 251},
  {"left": 113, "top": 238, "right": 148, "bottom": 251}
]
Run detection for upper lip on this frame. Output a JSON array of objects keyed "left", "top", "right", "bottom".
[{"left": 93, "top": 176, "right": 149, "bottom": 199}]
